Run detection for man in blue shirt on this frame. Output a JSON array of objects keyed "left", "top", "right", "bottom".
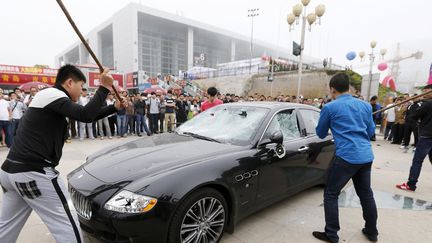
[{"left": 313, "top": 73, "right": 378, "bottom": 243}]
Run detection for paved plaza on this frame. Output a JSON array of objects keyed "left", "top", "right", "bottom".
[{"left": 1, "top": 134, "right": 431, "bottom": 243}]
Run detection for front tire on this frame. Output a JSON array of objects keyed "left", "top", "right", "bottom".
[{"left": 168, "top": 188, "right": 228, "bottom": 243}]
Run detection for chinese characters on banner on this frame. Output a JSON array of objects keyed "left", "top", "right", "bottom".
[
  {"left": 0, "top": 73, "right": 56, "bottom": 85},
  {"left": 88, "top": 72, "right": 124, "bottom": 88},
  {"left": 0, "top": 64, "right": 57, "bottom": 86},
  {"left": 126, "top": 72, "right": 138, "bottom": 88},
  {"left": 0, "top": 64, "right": 57, "bottom": 75}
]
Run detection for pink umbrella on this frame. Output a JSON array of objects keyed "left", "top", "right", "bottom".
[
  {"left": 18, "top": 82, "right": 52, "bottom": 92},
  {"left": 143, "top": 85, "right": 167, "bottom": 95}
]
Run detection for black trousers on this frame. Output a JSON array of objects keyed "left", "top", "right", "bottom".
[
  {"left": 159, "top": 113, "right": 165, "bottom": 133},
  {"left": 108, "top": 116, "right": 117, "bottom": 136},
  {"left": 403, "top": 122, "right": 419, "bottom": 147},
  {"left": 384, "top": 122, "right": 394, "bottom": 140},
  {"left": 392, "top": 123, "right": 405, "bottom": 144},
  {"left": 150, "top": 114, "right": 159, "bottom": 133}
]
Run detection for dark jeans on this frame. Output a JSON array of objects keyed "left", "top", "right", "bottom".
[
  {"left": 10, "top": 119, "right": 20, "bottom": 136},
  {"left": 116, "top": 115, "right": 127, "bottom": 136},
  {"left": 150, "top": 114, "right": 159, "bottom": 133},
  {"left": 392, "top": 123, "right": 405, "bottom": 143},
  {"left": 324, "top": 156, "right": 378, "bottom": 242},
  {"left": 159, "top": 113, "right": 165, "bottom": 133},
  {"left": 407, "top": 137, "right": 432, "bottom": 190},
  {"left": 384, "top": 122, "right": 394, "bottom": 140},
  {"left": 9, "top": 119, "right": 20, "bottom": 145},
  {"left": 403, "top": 122, "right": 419, "bottom": 147},
  {"left": 135, "top": 114, "right": 150, "bottom": 135},
  {"left": 0, "top": 120, "right": 12, "bottom": 147},
  {"left": 127, "top": 115, "right": 135, "bottom": 134}
]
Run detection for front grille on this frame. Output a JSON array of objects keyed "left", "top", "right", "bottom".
[{"left": 69, "top": 186, "right": 92, "bottom": 220}]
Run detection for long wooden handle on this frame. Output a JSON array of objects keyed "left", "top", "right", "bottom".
[
  {"left": 56, "top": 0, "right": 122, "bottom": 101},
  {"left": 372, "top": 90, "right": 432, "bottom": 115}
]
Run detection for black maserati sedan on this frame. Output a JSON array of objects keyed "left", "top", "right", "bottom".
[{"left": 68, "top": 102, "right": 335, "bottom": 243}]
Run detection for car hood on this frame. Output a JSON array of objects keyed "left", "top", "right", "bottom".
[{"left": 83, "top": 133, "right": 241, "bottom": 184}]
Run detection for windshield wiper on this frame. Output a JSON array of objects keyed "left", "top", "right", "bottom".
[{"left": 182, "top": 132, "right": 221, "bottom": 143}]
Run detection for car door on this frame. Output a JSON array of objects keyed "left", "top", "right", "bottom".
[
  {"left": 256, "top": 109, "right": 311, "bottom": 204},
  {"left": 297, "top": 108, "right": 335, "bottom": 183}
]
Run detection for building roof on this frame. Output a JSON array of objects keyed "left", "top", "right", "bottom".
[{"left": 57, "top": 3, "right": 319, "bottom": 64}]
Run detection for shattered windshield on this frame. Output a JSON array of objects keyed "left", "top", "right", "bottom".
[{"left": 177, "top": 105, "right": 269, "bottom": 146}]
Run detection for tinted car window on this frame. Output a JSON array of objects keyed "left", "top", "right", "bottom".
[
  {"left": 299, "top": 109, "right": 320, "bottom": 135},
  {"left": 264, "top": 109, "right": 300, "bottom": 141}
]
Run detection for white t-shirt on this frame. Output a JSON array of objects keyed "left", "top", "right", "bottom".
[
  {"left": 78, "top": 96, "right": 90, "bottom": 106},
  {"left": 146, "top": 98, "right": 160, "bottom": 114},
  {"left": 0, "top": 99, "right": 10, "bottom": 121},
  {"left": 384, "top": 104, "right": 396, "bottom": 122}
]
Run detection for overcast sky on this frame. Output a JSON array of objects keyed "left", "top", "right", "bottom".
[{"left": 1, "top": 0, "right": 431, "bottom": 89}]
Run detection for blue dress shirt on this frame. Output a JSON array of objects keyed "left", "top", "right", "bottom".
[{"left": 316, "top": 94, "right": 375, "bottom": 164}]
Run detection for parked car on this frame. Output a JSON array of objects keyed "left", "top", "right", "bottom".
[{"left": 68, "top": 102, "right": 335, "bottom": 243}]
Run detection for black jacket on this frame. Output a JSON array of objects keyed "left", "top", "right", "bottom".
[
  {"left": 410, "top": 99, "right": 432, "bottom": 137},
  {"left": 2, "top": 85, "right": 116, "bottom": 173},
  {"left": 405, "top": 101, "right": 422, "bottom": 123},
  {"left": 134, "top": 100, "right": 146, "bottom": 115}
]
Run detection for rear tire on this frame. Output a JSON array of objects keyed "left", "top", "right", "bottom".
[{"left": 168, "top": 188, "right": 228, "bottom": 243}]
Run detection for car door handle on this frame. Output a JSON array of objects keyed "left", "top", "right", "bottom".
[{"left": 298, "top": 146, "right": 309, "bottom": 152}]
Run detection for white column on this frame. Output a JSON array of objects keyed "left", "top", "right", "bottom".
[
  {"left": 78, "top": 44, "right": 86, "bottom": 64},
  {"left": 230, "top": 40, "right": 236, "bottom": 62},
  {"left": 187, "top": 27, "right": 194, "bottom": 69}
]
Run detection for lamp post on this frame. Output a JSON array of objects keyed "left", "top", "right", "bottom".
[
  {"left": 248, "top": 8, "right": 259, "bottom": 74},
  {"left": 359, "top": 41, "right": 387, "bottom": 101},
  {"left": 287, "top": 0, "right": 325, "bottom": 102}
]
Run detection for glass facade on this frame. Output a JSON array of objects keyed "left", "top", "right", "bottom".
[
  {"left": 193, "top": 28, "right": 231, "bottom": 68},
  {"left": 99, "top": 25, "right": 114, "bottom": 68},
  {"left": 138, "top": 13, "right": 188, "bottom": 77}
]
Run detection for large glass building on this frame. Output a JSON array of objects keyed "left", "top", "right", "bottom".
[{"left": 56, "top": 3, "right": 318, "bottom": 77}]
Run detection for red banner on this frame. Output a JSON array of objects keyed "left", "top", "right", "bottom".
[
  {"left": 126, "top": 73, "right": 134, "bottom": 88},
  {"left": 0, "top": 64, "right": 57, "bottom": 75},
  {"left": 126, "top": 72, "right": 139, "bottom": 88},
  {"left": 0, "top": 73, "right": 56, "bottom": 85},
  {"left": 88, "top": 72, "right": 124, "bottom": 88}
]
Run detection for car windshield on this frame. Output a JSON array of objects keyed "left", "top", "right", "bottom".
[{"left": 177, "top": 105, "right": 270, "bottom": 146}]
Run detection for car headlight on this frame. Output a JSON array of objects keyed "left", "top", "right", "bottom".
[{"left": 104, "top": 190, "right": 157, "bottom": 213}]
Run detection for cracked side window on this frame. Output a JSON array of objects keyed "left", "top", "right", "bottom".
[{"left": 264, "top": 110, "right": 300, "bottom": 141}]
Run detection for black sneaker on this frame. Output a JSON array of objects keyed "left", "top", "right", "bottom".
[
  {"left": 362, "top": 228, "right": 378, "bottom": 242},
  {"left": 312, "top": 231, "right": 337, "bottom": 243}
]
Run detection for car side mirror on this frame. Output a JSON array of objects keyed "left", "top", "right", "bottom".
[
  {"left": 270, "top": 131, "right": 284, "bottom": 144},
  {"left": 260, "top": 131, "right": 284, "bottom": 147},
  {"left": 260, "top": 131, "right": 285, "bottom": 159}
]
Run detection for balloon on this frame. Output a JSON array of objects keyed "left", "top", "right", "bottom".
[
  {"left": 378, "top": 63, "right": 388, "bottom": 71},
  {"left": 346, "top": 51, "right": 356, "bottom": 61}
]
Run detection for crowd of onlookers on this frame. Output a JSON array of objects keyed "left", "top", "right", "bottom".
[
  {"left": 0, "top": 85, "right": 336, "bottom": 147},
  {"left": 0, "top": 84, "right": 419, "bottom": 148},
  {"left": 371, "top": 93, "right": 421, "bottom": 152},
  {"left": 0, "top": 87, "right": 38, "bottom": 148}
]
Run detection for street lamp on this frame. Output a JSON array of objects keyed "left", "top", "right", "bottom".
[
  {"left": 360, "top": 41, "right": 387, "bottom": 101},
  {"left": 248, "top": 8, "right": 260, "bottom": 74},
  {"left": 287, "top": 1, "right": 325, "bottom": 102}
]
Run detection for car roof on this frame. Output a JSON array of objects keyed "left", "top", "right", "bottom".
[{"left": 222, "top": 101, "right": 320, "bottom": 111}]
